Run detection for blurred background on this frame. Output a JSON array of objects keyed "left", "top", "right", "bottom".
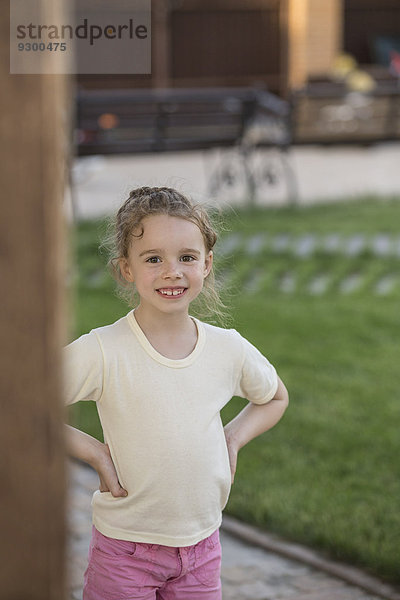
[
  {"left": 67, "top": 0, "right": 400, "bottom": 590},
  {"left": 69, "top": 0, "right": 400, "bottom": 218},
  {"left": 1, "top": 1, "right": 400, "bottom": 598}
]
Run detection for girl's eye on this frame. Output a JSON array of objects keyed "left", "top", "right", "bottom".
[
  {"left": 180, "top": 255, "right": 195, "bottom": 262},
  {"left": 146, "top": 256, "right": 161, "bottom": 263}
]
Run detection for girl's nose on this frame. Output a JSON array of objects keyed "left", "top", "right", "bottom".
[{"left": 162, "top": 262, "right": 183, "bottom": 279}]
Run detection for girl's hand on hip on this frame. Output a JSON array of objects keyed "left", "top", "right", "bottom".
[{"left": 94, "top": 443, "right": 128, "bottom": 498}]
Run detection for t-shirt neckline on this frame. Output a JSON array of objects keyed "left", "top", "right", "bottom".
[{"left": 127, "top": 309, "right": 205, "bottom": 368}]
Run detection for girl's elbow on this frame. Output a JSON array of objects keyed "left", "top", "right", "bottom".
[
  {"left": 277, "top": 387, "right": 289, "bottom": 411},
  {"left": 282, "top": 382, "right": 289, "bottom": 404},
  {"left": 275, "top": 377, "right": 289, "bottom": 407},
  {"left": 283, "top": 389, "right": 289, "bottom": 409}
]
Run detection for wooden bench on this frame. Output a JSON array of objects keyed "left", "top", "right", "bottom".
[{"left": 75, "top": 86, "right": 291, "bottom": 155}]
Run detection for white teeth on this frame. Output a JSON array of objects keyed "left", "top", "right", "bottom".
[{"left": 159, "top": 288, "right": 184, "bottom": 296}]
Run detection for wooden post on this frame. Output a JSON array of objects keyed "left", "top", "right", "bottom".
[
  {"left": 0, "top": 0, "right": 69, "bottom": 598},
  {"left": 287, "top": 0, "right": 309, "bottom": 89},
  {"left": 287, "top": 0, "right": 343, "bottom": 90},
  {"left": 306, "top": 0, "right": 343, "bottom": 79}
]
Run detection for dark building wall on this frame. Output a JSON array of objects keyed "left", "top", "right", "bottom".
[
  {"left": 77, "top": 0, "right": 287, "bottom": 94},
  {"left": 344, "top": 0, "right": 400, "bottom": 65}
]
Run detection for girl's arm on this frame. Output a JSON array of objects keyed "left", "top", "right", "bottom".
[
  {"left": 223, "top": 376, "right": 289, "bottom": 484},
  {"left": 65, "top": 424, "right": 128, "bottom": 497}
]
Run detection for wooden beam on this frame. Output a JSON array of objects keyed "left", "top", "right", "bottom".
[
  {"left": 0, "top": 0, "right": 69, "bottom": 598},
  {"left": 287, "top": 0, "right": 309, "bottom": 89},
  {"left": 306, "top": 0, "right": 343, "bottom": 78},
  {"left": 287, "top": 0, "right": 343, "bottom": 90}
]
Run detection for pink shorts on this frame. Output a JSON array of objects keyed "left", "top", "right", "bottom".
[{"left": 83, "top": 525, "right": 222, "bottom": 600}]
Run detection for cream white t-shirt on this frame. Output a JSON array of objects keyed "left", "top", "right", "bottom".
[{"left": 63, "top": 310, "right": 278, "bottom": 546}]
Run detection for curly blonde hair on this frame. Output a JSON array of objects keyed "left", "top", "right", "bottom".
[{"left": 102, "top": 186, "right": 228, "bottom": 324}]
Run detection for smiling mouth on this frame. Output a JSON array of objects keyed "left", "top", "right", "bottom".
[{"left": 156, "top": 287, "right": 187, "bottom": 298}]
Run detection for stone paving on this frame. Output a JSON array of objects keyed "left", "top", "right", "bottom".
[
  {"left": 217, "top": 232, "right": 400, "bottom": 259},
  {"left": 215, "top": 232, "right": 400, "bottom": 297},
  {"left": 66, "top": 460, "right": 387, "bottom": 600}
]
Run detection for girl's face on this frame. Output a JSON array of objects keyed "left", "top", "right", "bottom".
[{"left": 119, "top": 214, "right": 213, "bottom": 318}]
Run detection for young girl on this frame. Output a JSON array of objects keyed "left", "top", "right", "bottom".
[{"left": 64, "top": 186, "right": 288, "bottom": 600}]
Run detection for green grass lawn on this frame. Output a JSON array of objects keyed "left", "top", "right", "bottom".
[{"left": 66, "top": 196, "right": 400, "bottom": 584}]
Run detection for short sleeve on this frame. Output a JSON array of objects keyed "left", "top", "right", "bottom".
[
  {"left": 62, "top": 331, "right": 104, "bottom": 405},
  {"left": 233, "top": 332, "right": 278, "bottom": 404}
]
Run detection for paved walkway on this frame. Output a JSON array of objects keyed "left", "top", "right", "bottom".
[
  {"left": 217, "top": 231, "right": 400, "bottom": 297},
  {"left": 65, "top": 143, "right": 400, "bottom": 221},
  {"left": 66, "top": 460, "right": 399, "bottom": 600}
]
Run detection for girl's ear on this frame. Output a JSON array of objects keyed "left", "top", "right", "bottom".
[
  {"left": 119, "top": 257, "right": 134, "bottom": 283},
  {"left": 204, "top": 251, "right": 213, "bottom": 278}
]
